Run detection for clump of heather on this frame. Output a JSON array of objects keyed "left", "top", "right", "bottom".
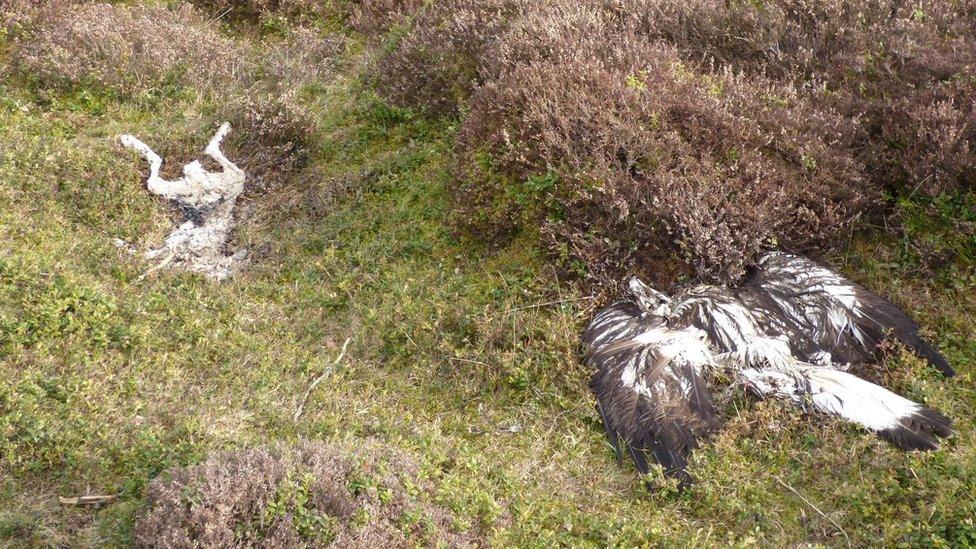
[
  {"left": 11, "top": 3, "right": 245, "bottom": 94},
  {"left": 348, "top": 0, "right": 426, "bottom": 35},
  {"left": 188, "top": 0, "right": 331, "bottom": 23},
  {"left": 219, "top": 89, "right": 319, "bottom": 193},
  {"left": 133, "top": 441, "right": 479, "bottom": 548},
  {"left": 374, "top": 0, "right": 975, "bottom": 285}
]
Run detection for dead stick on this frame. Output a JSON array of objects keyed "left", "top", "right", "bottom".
[
  {"left": 506, "top": 296, "right": 596, "bottom": 314},
  {"left": 59, "top": 495, "right": 116, "bottom": 506},
  {"left": 772, "top": 475, "right": 851, "bottom": 548},
  {"left": 294, "top": 337, "right": 352, "bottom": 421}
]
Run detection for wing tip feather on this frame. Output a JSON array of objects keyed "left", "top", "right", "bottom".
[
  {"left": 916, "top": 340, "right": 956, "bottom": 377},
  {"left": 878, "top": 406, "right": 953, "bottom": 451}
]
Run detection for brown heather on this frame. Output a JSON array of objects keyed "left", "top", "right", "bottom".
[
  {"left": 6, "top": 3, "right": 345, "bottom": 189},
  {"left": 457, "top": 6, "right": 865, "bottom": 284},
  {"left": 188, "top": 0, "right": 332, "bottom": 23},
  {"left": 375, "top": 0, "right": 533, "bottom": 117},
  {"left": 188, "top": 0, "right": 423, "bottom": 33},
  {"left": 214, "top": 27, "right": 344, "bottom": 191},
  {"left": 133, "top": 442, "right": 478, "bottom": 548},
  {"left": 348, "top": 0, "right": 425, "bottom": 35},
  {"left": 11, "top": 3, "right": 245, "bottom": 94},
  {"left": 376, "top": 0, "right": 976, "bottom": 284},
  {"left": 612, "top": 0, "right": 976, "bottom": 197},
  {"left": 220, "top": 89, "right": 319, "bottom": 194},
  {"left": 259, "top": 26, "right": 345, "bottom": 89}
]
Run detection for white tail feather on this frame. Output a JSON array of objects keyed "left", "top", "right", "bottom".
[
  {"left": 801, "top": 368, "right": 921, "bottom": 432},
  {"left": 740, "top": 365, "right": 922, "bottom": 433}
]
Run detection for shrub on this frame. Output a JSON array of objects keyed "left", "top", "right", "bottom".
[
  {"left": 375, "top": 0, "right": 532, "bottom": 116},
  {"left": 613, "top": 0, "right": 976, "bottom": 197},
  {"left": 188, "top": 0, "right": 332, "bottom": 23},
  {"left": 11, "top": 3, "right": 245, "bottom": 94},
  {"left": 0, "top": 0, "right": 55, "bottom": 31},
  {"left": 874, "top": 80, "right": 976, "bottom": 195},
  {"left": 219, "top": 26, "right": 344, "bottom": 191},
  {"left": 259, "top": 26, "right": 345, "bottom": 88},
  {"left": 218, "top": 89, "right": 319, "bottom": 193},
  {"left": 453, "top": 3, "right": 866, "bottom": 283},
  {"left": 376, "top": 0, "right": 975, "bottom": 284},
  {"left": 133, "top": 441, "right": 478, "bottom": 548},
  {"left": 9, "top": 3, "right": 342, "bottom": 190},
  {"left": 348, "top": 0, "right": 426, "bottom": 35}
]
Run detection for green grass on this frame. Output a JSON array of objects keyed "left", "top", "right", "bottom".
[{"left": 1, "top": 16, "right": 975, "bottom": 548}]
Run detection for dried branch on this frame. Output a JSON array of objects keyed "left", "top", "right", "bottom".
[
  {"left": 59, "top": 495, "right": 117, "bottom": 506},
  {"left": 294, "top": 337, "right": 352, "bottom": 421},
  {"left": 772, "top": 475, "right": 851, "bottom": 548}
]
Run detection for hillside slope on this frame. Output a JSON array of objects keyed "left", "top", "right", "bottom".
[{"left": 1, "top": 3, "right": 974, "bottom": 546}]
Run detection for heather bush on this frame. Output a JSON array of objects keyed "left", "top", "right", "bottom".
[
  {"left": 377, "top": 0, "right": 975, "bottom": 284},
  {"left": 219, "top": 89, "right": 319, "bottom": 193},
  {"left": 875, "top": 81, "right": 976, "bottom": 195},
  {"left": 134, "top": 441, "right": 477, "bottom": 548},
  {"left": 375, "top": 0, "right": 532, "bottom": 116},
  {"left": 453, "top": 3, "right": 865, "bottom": 283},
  {"left": 259, "top": 26, "right": 345, "bottom": 88},
  {"left": 189, "top": 0, "right": 333, "bottom": 23},
  {"left": 349, "top": 0, "right": 425, "bottom": 35},
  {"left": 219, "top": 27, "right": 343, "bottom": 190},
  {"left": 11, "top": 3, "right": 245, "bottom": 94},
  {"left": 8, "top": 3, "right": 342, "bottom": 189},
  {"left": 612, "top": 0, "right": 976, "bottom": 196},
  {"left": 0, "top": 0, "right": 50, "bottom": 31}
]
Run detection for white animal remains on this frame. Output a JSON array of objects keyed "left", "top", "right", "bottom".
[{"left": 119, "top": 123, "right": 247, "bottom": 280}]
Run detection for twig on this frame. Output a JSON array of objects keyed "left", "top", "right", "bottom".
[
  {"left": 293, "top": 337, "right": 352, "bottom": 421},
  {"left": 446, "top": 356, "right": 489, "bottom": 366},
  {"left": 138, "top": 250, "right": 176, "bottom": 281},
  {"left": 772, "top": 475, "right": 851, "bottom": 548},
  {"left": 59, "top": 495, "right": 116, "bottom": 506},
  {"left": 505, "top": 295, "right": 596, "bottom": 314}
]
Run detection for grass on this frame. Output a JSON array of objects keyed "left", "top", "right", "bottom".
[{"left": 1, "top": 10, "right": 975, "bottom": 547}]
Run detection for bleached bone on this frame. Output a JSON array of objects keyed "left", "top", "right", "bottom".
[{"left": 119, "top": 123, "right": 247, "bottom": 280}]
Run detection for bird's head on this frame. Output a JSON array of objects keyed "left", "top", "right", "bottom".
[{"left": 625, "top": 276, "right": 672, "bottom": 315}]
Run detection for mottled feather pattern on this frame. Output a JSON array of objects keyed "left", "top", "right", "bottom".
[
  {"left": 582, "top": 301, "right": 662, "bottom": 351},
  {"left": 753, "top": 252, "right": 954, "bottom": 376},
  {"left": 583, "top": 252, "right": 954, "bottom": 486},
  {"left": 586, "top": 326, "right": 718, "bottom": 484}
]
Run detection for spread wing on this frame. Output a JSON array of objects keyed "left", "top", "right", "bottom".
[
  {"left": 584, "top": 305, "right": 719, "bottom": 485},
  {"left": 738, "top": 364, "right": 952, "bottom": 451},
  {"left": 743, "top": 252, "right": 953, "bottom": 376},
  {"left": 582, "top": 300, "right": 660, "bottom": 351}
]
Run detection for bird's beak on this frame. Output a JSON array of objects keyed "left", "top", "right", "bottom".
[
  {"left": 628, "top": 277, "right": 670, "bottom": 310},
  {"left": 651, "top": 289, "right": 671, "bottom": 304}
]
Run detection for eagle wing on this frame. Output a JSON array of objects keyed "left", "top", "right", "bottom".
[
  {"left": 582, "top": 300, "right": 660, "bottom": 350},
  {"left": 743, "top": 252, "right": 953, "bottom": 376},
  {"left": 584, "top": 304, "right": 719, "bottom": 484}
]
